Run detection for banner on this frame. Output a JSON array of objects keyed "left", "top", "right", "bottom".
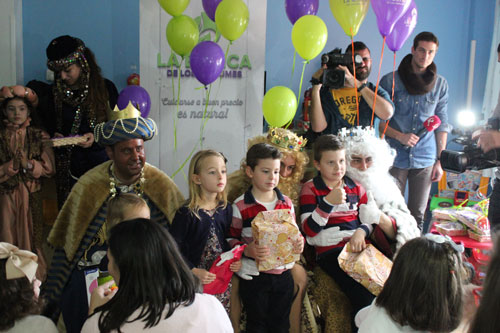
[{"left": 140, "top": 1, "right": 266, "bottom": 195}]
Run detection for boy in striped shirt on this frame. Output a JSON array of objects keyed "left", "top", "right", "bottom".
[
  {"left": 299, "top": 134, "right": 375, "bottom": 325},
  {"left": 228, "top": 143, "right": 304, "bottom": 332}
]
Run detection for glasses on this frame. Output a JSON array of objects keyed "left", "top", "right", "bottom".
[{"left": 424, "top": 233, "right": 464, "bottom": 253}]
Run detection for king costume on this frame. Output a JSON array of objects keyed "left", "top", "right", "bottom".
[{"left": 42, "top": 104, "right": 184, "bottom": 333}]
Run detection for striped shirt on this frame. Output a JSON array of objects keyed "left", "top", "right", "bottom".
[
  {"left": 300, "top": 175, "right": 371, "bottom": 256},
  {"left": 228, "top": 187, "right": 295, "bottom": 274}
]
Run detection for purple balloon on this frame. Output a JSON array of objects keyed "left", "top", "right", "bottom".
[
  {"left": 117, "top": 85, "right": 151, "bottom": 118},
  {"left": 372, "top": 0, "right": 411, "bottom": 37},
  {"left": 190, "top": 41, "right": 225, "bottom": 86},
  {"left": 202, "top": 0, "right": 222, "bottom": 22},
  {"left": 386, "top": 1, "right": 417, "bottom": 52},
  {"left": 285, "top": 0, "right": 319, "bottom": 25}
]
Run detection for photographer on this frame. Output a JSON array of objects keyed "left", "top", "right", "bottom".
[
  {"left": 309, "top": 42, "right": 394, "bottom": 136},
  {"left": 472, "top": 42, "right": 500, "bottom": 233}
]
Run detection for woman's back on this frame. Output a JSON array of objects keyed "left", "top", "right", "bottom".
[{"left": 82, "top": 293, "right": 232, "bottom": 333}]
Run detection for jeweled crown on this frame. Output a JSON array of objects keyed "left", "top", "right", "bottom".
[
  {"left": 267, "top": 127, "right": 307, "bottom": 152},
  {"left": 107, "top": 101, "right": 142, "bottom": 120}
]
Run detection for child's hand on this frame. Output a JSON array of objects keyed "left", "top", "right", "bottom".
[
  {"left": 229, "top": 260, "right": 242, "bottom": 272},
  {"left": 2, "top": 160, "right": 19, "bottom": 177},
  {"left": 349, "top": 229, "right": 367, "bottom": 252},
  {"left": 293, "top": 236, "right": 304, "bottom": 254},
  {"left": 192, "top": 268, "right": 216, "bottom": 285},
  {"left": 88, "top": 280, "right": 117, "bottom": 315},
  {"left": 244, "top": 241, "right": 270, "bottom": 261},
  {"left": 325, "top": 187, "right": 346, "bottom": 205}
]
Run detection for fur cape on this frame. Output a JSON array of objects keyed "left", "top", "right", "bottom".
[{"left": 47, "top": 161, "right": 184, "bottom": 261}]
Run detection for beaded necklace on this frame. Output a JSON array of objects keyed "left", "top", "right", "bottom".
[{"left": 108, "top": 163, "right": 145, "bottom": 198}]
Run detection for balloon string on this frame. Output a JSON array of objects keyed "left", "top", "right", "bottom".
[
  {"left": 286, "top": 60, "right": 308, "bottom": 129},
  {"left": 371, "top": 36, "right": 385, "bottom": 127},
  {"left": 291, "top": 50, "right": 297, "bottom": 82},
  {"left": 381, "top": 51, "right": 397, "bottom": 139},
  {"left": 350, "top": 29, "right": 360, "bottom": 126},
  {"left": 173, "top": 56, "right": 184, "bottom": 151},
  {"left": 172, "top": 85, "right": 213, "bottom": 178}
]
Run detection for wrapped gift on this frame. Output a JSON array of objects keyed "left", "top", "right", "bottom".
[
  {"left": 468, "top": 230, "right": 491, "bottom": 243},
  {"left": 338, "top": 244, "right": 392, "bottom": 296},
  {"left": 435, "top": 221, "right": 468, "bottom": 237},
  {"left": 251, "top": 209, "right": 302, "bottom": 271},
  {"left": 432, "top": 208, "right": 459, "bottom": 222},
  {"left": 456, "top": 209, "right": 490, "bottom": 236}
]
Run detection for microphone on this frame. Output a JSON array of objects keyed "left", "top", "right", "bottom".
[
  {"left": 416, "top": 115, "right": 441, "bottom": 138},
  {"left": 404, "top": 115, "right": 441, "bottom": 149}
]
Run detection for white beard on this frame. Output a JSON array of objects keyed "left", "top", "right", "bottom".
[{"left": 347, "top": 166, "right": 405, "bottom": 207}]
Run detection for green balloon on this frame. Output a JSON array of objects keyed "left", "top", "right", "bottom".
[
  {"left": 158, "top": 0, "right": 190, "bottom": 17},
  {"left": 262, "top": 86, "right": 297, "bottom": 127},
  {"left": 166, "top": 15, "right": 199, "bottom": 57},
  {"left": 215, "top": 0, "right": 249, "bottom": 42}
]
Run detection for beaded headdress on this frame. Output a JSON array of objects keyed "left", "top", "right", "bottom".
[
  {"left": 267, "top": 127, "right": 307, "bottom": 152},
  {"left": 94, "top": 102, "right": 157, "bottom": 146},
  {"left": 46, "top": 36, "right": 87, "bottom": 72},
  {"left": 338, "top": 126, "right": 376, "bottom": 146}
]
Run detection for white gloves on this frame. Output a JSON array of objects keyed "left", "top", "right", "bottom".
[
  {"left": 235, "top": 257, "right": 259, "bottom": 280},
  {"left": 359, "top": 192, "right": 382, "bottom": 225},
  {"left": 306, "top": 227, "right": 354, "bottom": 247}
]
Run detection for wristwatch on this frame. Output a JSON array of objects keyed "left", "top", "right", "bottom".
[{"left": 357, "top": 83, "right": 367, "bottom": 92}]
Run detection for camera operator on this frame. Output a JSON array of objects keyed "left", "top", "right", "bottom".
[
  {"left": 379, "top": 32, "right": 452, "bottom": 230},
  {"left": 472, "top": 42, "right": 500, "bottom": 232},
  {"left": 309, "top": 42, "right": 394, "bottom": 136}
]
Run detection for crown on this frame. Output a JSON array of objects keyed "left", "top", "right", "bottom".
[
  {"left": 338, "top": 126, "right": 375, "bottom": 143},
  {"left": 267, "top": 127, "right": 307, "bottom": 152},
  {"left": 107, "top": 101, "right": 142, "bottom": 120}
]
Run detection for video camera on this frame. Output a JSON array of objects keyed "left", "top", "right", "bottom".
[
  {"left": 440, "top": 118, "right": 500, "bottom": 173},
  {"left": 320, "top": 48, "right": 363, "bottom": 89}
]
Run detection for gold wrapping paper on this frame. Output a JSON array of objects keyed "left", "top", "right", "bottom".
[
  {"left": 251, "top": 209, "right": 302, "bottom": 271},
  {"left": 338, "top": 244, "right": 392, "bottom": 296}
]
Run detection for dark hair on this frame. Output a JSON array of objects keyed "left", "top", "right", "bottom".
[
  {"left": 497, "top": 42, "right": 500, "bottom": 53},
  {"left": 0, "top": 96, "right": 39, "bottom": 130},
  {"left": 469, "top": 238, "right": 500, "bottom": 332},
  {"left": 376, "top": 237, "right": 463, "bottom": 332},
  {"left": 313, "top": 134, "right": 344, "bottom": 162},
  {"left": 413, "top": 31, "right": 439, "bottom": 49},
  {"left": 0, "top": 259, "right": 41, "bottom": 330},
  {"left": 346, "top": 41, "right": 370, "bottom": 54},
  {"left": 246, "top": 143, "right": 282, "bottom": 170},
  {"left": 84, "top": 47, "right": 111, "bottom": 123},
  {"left": 95, "top": 219, "right": 198, "bottom": 333}
]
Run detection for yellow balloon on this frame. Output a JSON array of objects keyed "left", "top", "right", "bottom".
[
  {"left": 262, "top": 86, "right": 297, "bottom": 127},
  {"left": 158, "top": 0, "right": 190, "bottom": 16},
  {"left": 215, "top": 0, "right": 249, "bottom": 42},
  {"left": 291, "top": 15, "right": 328, "bottom": 61},
  {"left": 329, "top": 0, "right": 369, "bottom": 36},
  {"left": 166, "top": 15, "right": 199, "bottom": 57}
]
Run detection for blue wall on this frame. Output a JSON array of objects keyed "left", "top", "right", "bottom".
[
  {"left": 21, "top": 1, "right": 495, "bottom": 123},
  {"left": 22, "top": 0, "right": 139, "bottom": 92},
  {"left": 265, "top": 0, "right": 496, "bottom": 127}
]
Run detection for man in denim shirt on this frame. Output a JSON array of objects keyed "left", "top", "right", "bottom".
[
  {"left": 379, "top": 32, "right": 452, "bottom": 229},
  {"left": 309, "top": 42, "right": 394, "bottom": 137}
]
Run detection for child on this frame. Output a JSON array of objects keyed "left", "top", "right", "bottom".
[
  {"left": 170, "top": 150, "right": 241, "bottom": 314},
  {"left": 228, "top": 143, "right": 304, "bottom": 333},
  {"left": 356, "top": 235, "right": 465, "bottom": 332},
  {"left": 299, "top": 134, "right": 374, "bottom": 325},
  {"left": 106, "top": 192, "right": 150, "bottom": 235},
  {"left": 0, "top": 96, "right": 55, "bottom": 280}
]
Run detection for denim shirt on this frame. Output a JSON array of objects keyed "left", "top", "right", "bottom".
[{"left": 380, "top": 71, "right": 452, "bottom": 169}]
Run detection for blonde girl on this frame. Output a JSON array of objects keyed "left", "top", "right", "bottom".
[
  {"left": 106, "top": 193, "right": 150, "bottom": 234},
  {"left": 170, "top": 150, "right": 241, "bottom": 315}
]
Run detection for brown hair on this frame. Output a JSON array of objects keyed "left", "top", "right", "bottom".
[
  {"left": 376, "top": 237, "right": 464, "bottom": 331},
  {"left": 246, "top": 143, "right": 282, "bottom": 170},
  {"left": 106, "top": 193, "right": 149, "bottom": 233},
  {"left": 413, "top": 31, "right": 439, "bottom": 49},
  {"left": 0, "top": 259, "right": 41, "bottom": 330},
  {"left": 313, "top": 134, "right": 344, "bottom": 162},
  {"left": 84, "top": 47, "right": 111, "bottom": 123}
]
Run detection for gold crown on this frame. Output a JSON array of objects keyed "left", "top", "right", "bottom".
[
  {"left": 107, "top": 101, "right": 142, "bottom": 120},
  {"left": 267, "top": 127, "right": 307, "bottom": 152}
]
